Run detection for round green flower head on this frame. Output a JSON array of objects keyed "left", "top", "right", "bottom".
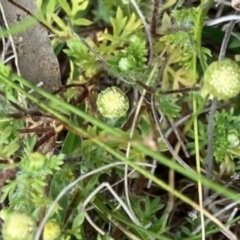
[
  {"left": 2, "top": 212, "right": 36, "bottom": 240},
  {"left": 43, "top": 220, "right": 61, "bottom": 240},
  {"left": 203, "top": 59, "right": 240, "bottom": 100},
  {"left": 227, "top": 130, "right": 240, "bottom": 148},
  {"left": 97, "top": 86, "right": 129, "bottom": 118},
  {"left": 118, "top": 56, "right": 136, "bottom": 72},
  {"left": 22, "top": 152, "right": 46, "bottom": 171}
]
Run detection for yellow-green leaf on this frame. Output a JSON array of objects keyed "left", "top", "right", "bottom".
[
  {"left": 58, "top": 0, "right": 72, "bottom": 15},
  {"left": 111, "top": 16, "right": 127, "bottom": 37},
  {"left": 45, "top": 0, "right": 57, "bottom": 24},
  {"left": 162, "top": 0, "right": 177, "bottom": 11},
  {"left": 162, "top": 12, "right": 171, "bottom": 27},
  {"left": 116, "top": 7, "right": 123, "bottom": 21},
  {"left": 72, "top": 18, "right": 92, "bottom": 26},
  {"left": 52, "top": 13, "right": 67, "bottom": 30},
  {"left": 113, "top": 7, "right": 127, "bottom": 36},
  {"left": 123, "top": 13, "right": 142, "bottom": 36},
  {"left": 72, "top": 0, "right": 89, "bottom": 16},
  {"left": 101, "top": 33, "right": 118, "bottom": 43}
]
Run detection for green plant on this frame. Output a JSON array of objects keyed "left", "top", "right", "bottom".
[{"left": 1, "top": 1, "right": 240, "bottom": 240}]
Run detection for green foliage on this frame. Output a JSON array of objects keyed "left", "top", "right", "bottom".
[
  {"left": 156, "top": 94, "right": 181, "bottom": 120},
  {"left": 96, "top": 7, "right": 148, "bottom": 82},
  {"left": 187, "top": 108, "right": 240, "bottom": 174},
  {"left": 92, "top": 0, "right": 116, "bottom": 23},
  {"left": 160, "top": 8, "right": 199, "bottom": 50},
  {"left": 1, "top": 152, "right": 64, "bottom": 213},
  {"left": 132, "top": 196, "right": 166, "bottom": 232},
  {"left": 64, "top": 36, "right": 98, "bottom": 82},
  {"left": 39, "top": 0, "right": 91, "bottom": 29},
  {"left": 106, "top": 33, "right": 148, "bottom": 79},
  {"left": 213, "top": 109, "right": 240, "bottom": 174},
  {"left": 180, "top": 47, "right": 211, "bottom": 71},
  {"left": 102, "top": 7, "right": 142, "bottom": 45},
  {"left": 159, "top": 8, "right": 211, "bottom": 88},
  {"left": 1, "top": 0, "right": 240, "bottom": 239},
  {"left": 187, "top": 121, "right": 207, "bottom": 156},
  {"left": 172, "top": 8, "right": 199, "bottom": 28}
]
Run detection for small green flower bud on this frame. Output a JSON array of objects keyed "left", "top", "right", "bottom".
[
  {"left": 2, "top": 212, "right": 36, "bottom": 240},
  {"left": 97, "top": 87, "right": 129, "bottom": 118},
  {"left": 227, "top": 130, "right": 239, "bottom": 148},
  {"left": 118, "top": 56, "right": 136, "bottom": 72},
  {"left": 43, "top": 220, "right": 61, "bottom": 240},
  {"left": 203, "top": 59, "right": 240, "bottom": 100},
  {"left": 129, "top": 35, "right": 141, "bottom": 44},
  {"left": 22, "top": 152, "right": 46, "bottom": 171},
  {"left": 0, "top": 209, "right": 11, "bottom": 221}
]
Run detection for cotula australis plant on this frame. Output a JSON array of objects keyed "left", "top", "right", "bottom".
[{"left": 2, "top": 1, "right": 240, "bottom": 240}]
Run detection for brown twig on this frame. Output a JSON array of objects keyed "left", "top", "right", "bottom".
[{"left": 150, "top": 0, "right": 161, "bottom": 35}]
